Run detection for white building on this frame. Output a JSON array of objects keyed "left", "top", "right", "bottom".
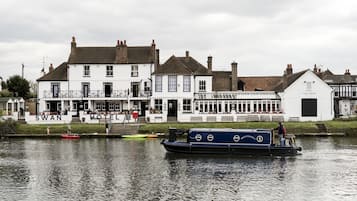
[
  {"left": 36, "top": 37, "right": 158, "bottom": 123},
  {"left": 317, "top": 68, "right": 357, "bottom": 118},
  {"left": 148, "top": 56, "right": 334, "bottom": 122},
  {"left": 34, "top": 39, "right": 334, "bottom": 124}
]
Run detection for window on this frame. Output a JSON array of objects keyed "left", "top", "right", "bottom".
[
  {"left": 302, "top": 99, "right": 317, "bottom": 117},
  {"left": 84, "top": 102, "right": 88, "bottom": 110},
  {"left": 183, "top": 75, "right": 191, "bottom": 92},
  {"left": 199, "top": 80, "right": 206, "bottom": 92},
  {"left": 131, "top": 65, "right": 138, "bottom": 77},
  {"left": 155, "top": 76, "right": 162, "bottom": 92},
  {"left": 115, "top": 104, "right": 120, "bottom": 111},
  {"left": 84, "top": 65, "right": 90, "bottom": 77},
  {"left": 155, "top": 99, "right": 162, "bottom": 111},
  {"left": 106, "top": 65, "right": 113, "bottom": 77},
  {"left": 168, "top": 75, "right": 177, "bottom": 92},
  {"left": 96, "top": 103, "right": 101, "bottom": 111},
  {"left": 183, "top": 99, "right": 191, "bottom": 112},
  {"left": 144, "top": 81, "right": 151, "bottom": 93}
]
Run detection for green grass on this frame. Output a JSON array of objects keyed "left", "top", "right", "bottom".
[
  {"left": 16, "top": 123, "right": 105, "bottom": 134},
  {"left": 138, "top": 122, "right": 320, "bottom": 134},
  {"left": 12, "top": 120, "right": 357, "bottom": 135}
]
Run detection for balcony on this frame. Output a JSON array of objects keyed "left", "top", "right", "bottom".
[
  {"left": 194, "top": 91, "right": 279, "bottom": 100},
  {"left": 42, "top": 90, "right": 151, "bottom": 99}
]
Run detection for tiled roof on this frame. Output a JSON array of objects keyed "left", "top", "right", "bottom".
[
  {"left": 68, "top": 46, "right": 154, "bottom": 64},
  {"left": 212, "top": 71, "right": 232, "bottom": 91},
  {"left": 154, "top": 55, "right": 211, "bottom": 75},
  {"left": 239, "top": 76, "right": 282, "bottom": 91},
  {"left": 37, "top": 62, "right": 68, "bottom": 81},
  {"left": 272, "top": 70, "right": 308, "bottom": 92}
]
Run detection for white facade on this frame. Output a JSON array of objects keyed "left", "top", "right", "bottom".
[{"left": 279, "top": 70, "right": 334, "bottom": 121}]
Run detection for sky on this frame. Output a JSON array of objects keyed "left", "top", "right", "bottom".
[{"left": 1, "top": 0, "right": 357, "bottom": 82}]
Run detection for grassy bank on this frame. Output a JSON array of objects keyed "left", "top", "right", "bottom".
[
  {"left": 11, "top": 120, "right": 357, "bottom": 136},
  {"left": 138, "top": 120, "right": 357, "bottom": 136},
  {"left": 16, "top": 123, "right": 105, "bottom": 134}
]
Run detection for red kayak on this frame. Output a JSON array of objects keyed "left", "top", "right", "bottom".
[{"left": 61, "top": 134, "right": 80, "bottom": 139}]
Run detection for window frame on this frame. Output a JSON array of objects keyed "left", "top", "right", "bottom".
[
  {"left": 131, "top": 65, "right": 139, "bottom": 77},
  {"left": 155, "top": 75, "right": 162, "bottom": 92},
  {"left": 168, "top": 75, "right": 177, "bottom": 92},
  {"left": 199, "top": 80, "right": 206, "bottom": 92},
  {"left": 83, "top": 65, "right": 90, "bottom": 77},
  {"left": 183, "top": 99, "right": 192, "bottom": 113},
  {"left": 106, "top": 65, "right": 113, "bottom": 77},
  {"left": 183, "top": 75, "right": 191, "bottom": 92}
]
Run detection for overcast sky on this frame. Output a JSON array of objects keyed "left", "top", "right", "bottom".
[{"left": 1, "top": 0, "right": 357, "bottom": 81}]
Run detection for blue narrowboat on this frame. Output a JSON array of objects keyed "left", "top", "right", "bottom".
[{"left": 161, "top": 128, "right": 302, "bottom": 156}]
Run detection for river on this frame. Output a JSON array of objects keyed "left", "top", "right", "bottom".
[{"left": 0, "top": 137, "right": 357, "bottom": 201}]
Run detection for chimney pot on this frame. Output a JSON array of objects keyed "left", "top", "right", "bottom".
[
  {"left": 185, "top": 51, "right": 189, "bottom": 58},
  {"left": 49, "top": 63, "right": 54, "bottom": 72}
]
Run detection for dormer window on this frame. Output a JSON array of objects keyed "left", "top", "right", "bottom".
[
  {"left": 106, "top": 65, "right": 113, "bottom": 77},
  {"left": 83, "top": 65, "right": 90, "bottom": 77},
  {"left": 131, "top": 65, "right": 138, "bottom": 77}
]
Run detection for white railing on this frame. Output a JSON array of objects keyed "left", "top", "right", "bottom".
[
  {"left": 42, "top": 90, "right": 151, "bottom": 99},
  {"left": 194, "top": 91, "right": 279, "bottom": 100}
]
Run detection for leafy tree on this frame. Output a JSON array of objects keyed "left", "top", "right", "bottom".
[
  {"left": 0, "top": 89, "right": 12, "bottom": 97},
  {"left": 6, "top": 75, "right": 30, "bottom": 99}
]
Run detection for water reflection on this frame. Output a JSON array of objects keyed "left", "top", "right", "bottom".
[{"left": 0, "top": 137, "right": 357, "bottom": 201}]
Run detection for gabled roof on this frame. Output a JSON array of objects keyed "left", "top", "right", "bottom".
[
  {"left": 322, "top": 74, "right": 357, "bottom": 84},
  {"left": 37, "top": 62, "right": 68, "bottom": 82},
  {"left": 154, "top": 55, "right": 211, "bottom": 75},
  {"left": 272, "top": 70, "right": 308, "bottom": 92},
  {"left": 68, "top": 46, "right": 154, "bottom": 64}
]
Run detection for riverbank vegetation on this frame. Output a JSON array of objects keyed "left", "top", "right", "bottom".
[{"left": 10, "top": 120, "right": 357, "bottom": 136}]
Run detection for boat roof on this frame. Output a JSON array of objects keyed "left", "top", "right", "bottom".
[{"left": 189, "top": 128, "right": 271, "bottom": 133}]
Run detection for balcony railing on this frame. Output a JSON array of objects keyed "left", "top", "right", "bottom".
[
  {"left": 43, "top": 90, "right": 151, "bottom": 99},
  {"left": 194, "top": 91, "right": 279, "bottom": 100}
]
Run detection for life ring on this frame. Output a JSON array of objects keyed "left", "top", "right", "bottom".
[
  {"left": 207, "top": 134, "right": 214, "bottom": 141},
  {"left": 256, "top": 135, "right": 264, "bottom": 143},
  {"left": 233, "top": 135, "right": 240, "bottom": 142},
  {"left": 195, "top": 134, "right": 202, "bottom": 141}
]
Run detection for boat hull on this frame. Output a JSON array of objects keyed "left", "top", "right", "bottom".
[
  {"left": 161, "top": 140, "right": 301, "bottom": 156},
  {"left": 61, "top": 134, "right": 80, "bottom": 139}
]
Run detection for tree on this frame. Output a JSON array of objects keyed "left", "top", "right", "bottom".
[{"left": 6, "top": 75, "right": 30, "bottom": 99}]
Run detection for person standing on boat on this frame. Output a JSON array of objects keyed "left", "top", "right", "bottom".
[{"left": 275, "top": 122, "right": 286, "bottom": 146}]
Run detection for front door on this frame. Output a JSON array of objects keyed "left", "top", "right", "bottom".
[
  {"left": 50, "top": 101, "right": 58, "bottom": 113},
  {"left": 140, "top": 101, "right": 147, "bottom": 116},
  {"left": 167, "top": 100, "right": 177, "bottom": 117}
]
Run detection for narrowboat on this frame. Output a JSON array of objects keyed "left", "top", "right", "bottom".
[{"left": 161, "top": 128, "right": 302, "bottom": 156}]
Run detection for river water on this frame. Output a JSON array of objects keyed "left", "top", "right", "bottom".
[{"left": 0, "top": 137, "right": 357, "bottom": 201}]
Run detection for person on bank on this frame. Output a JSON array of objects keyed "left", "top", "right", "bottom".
[{"left": 274, "top": 122, "right": 286, "bottom": 146}]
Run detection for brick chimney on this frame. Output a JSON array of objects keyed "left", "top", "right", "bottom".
[
  {"left": 207, "top": 56, "right": 212, "bottom": 73},
  {"left": 345, "top": 69, "right": 351, "bottom": 75},
  {"left": 185, "top": 51, "right": 190, "bottom": 62},
  {"left": 155, "top": 49, "right": 160, "bottom": 72},
  {"left": 231, "top": 62, "right": 238, "bottom": 91},
  {"left": 285, "top": 64, "right": 293, "bottom": 75},
  {"left": 49, "top": 63, "right": 54, "bottom": 73},
  {"left": 69, "top": 36, "right": 77, "bottom": 59},
  {"left": 115, "top": 40, "right": 128, "bottom": 63},
  {"left": 313, "top": 64, "right": 318, "bottom": 73},
  {"left": 151, "top": 39, "right": 155, "bottom": 63}
]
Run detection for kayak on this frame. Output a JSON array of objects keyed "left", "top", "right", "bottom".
[
  {"left": 121, "top": 134, "right": 148, "bottom": 138},
  {"left": 61, "top": 134, "right": 80, "bottom": 139}
]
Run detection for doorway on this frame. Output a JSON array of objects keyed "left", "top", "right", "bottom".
[{"left": 167, "top": 100, "right": 177, "bottom": 117}]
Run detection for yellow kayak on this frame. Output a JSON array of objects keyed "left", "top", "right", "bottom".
[{"left": 121, "top": 134, "right": 148, "bottom": 138}]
